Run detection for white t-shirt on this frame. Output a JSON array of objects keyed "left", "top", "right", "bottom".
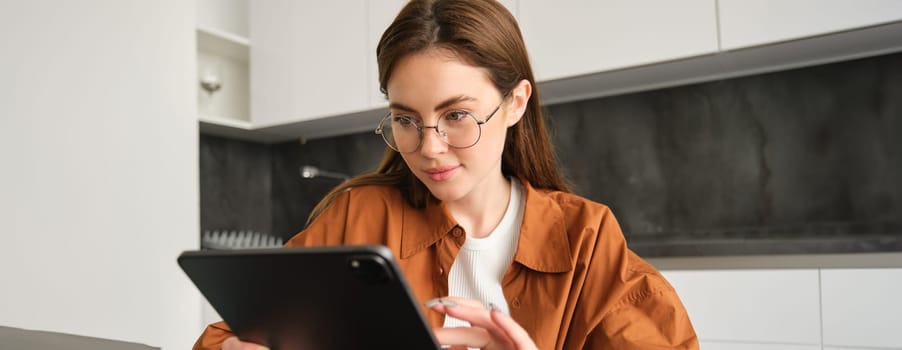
[{"left": 443, "top": 177, "right": 525, "bottom": 328}]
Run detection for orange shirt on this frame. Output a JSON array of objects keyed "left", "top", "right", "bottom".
[{"left": 193, "top": 181, "right": 698, "bottom": 349}]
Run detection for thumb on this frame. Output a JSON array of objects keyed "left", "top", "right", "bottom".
[{"left": 223, "top": 336, "right": 270, "bottom": 350}]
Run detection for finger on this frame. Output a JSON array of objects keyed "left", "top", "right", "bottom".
[
  {"left": 433, "top": 327, "right": 491, "bottom": 349},
  {"left": 426, "top": 297, "right": 493, "bottom": 328},
  {"left": 222, "top": 337, "right": 241, "bottom": 350},
  {"left": 433, "top": 300, "right": 512, "bottom": 346},
  {"left": 222, "top": 336, "right": 270, "bottom": 350},
  {"left": 490, "top": 309, "right": 538, "bottom": 350},
  {"left": 441, "top": 296, "right": 486, "bottom": 308}
]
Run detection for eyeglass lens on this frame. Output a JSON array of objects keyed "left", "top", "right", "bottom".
[{"left": 380, "top": 112, "right": 482, "bottom": 153}]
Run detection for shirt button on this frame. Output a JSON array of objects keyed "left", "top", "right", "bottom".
[
  {"left": 438, "top": 267, "right": 444, "bottom": 275},
  {"left": 512, "top": 297, "right": 521, "bottom": 308},
  {"left": 452, "top": 227, "right": 463, "bottom": 237}
]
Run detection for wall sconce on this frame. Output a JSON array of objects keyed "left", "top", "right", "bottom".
[{"left": 300, "top": 165, "right": 349, "bottom": 181}]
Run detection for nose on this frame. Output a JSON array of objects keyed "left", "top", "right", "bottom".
[{"left": 418, "top": 126, "right": 447, "bottom": 156}]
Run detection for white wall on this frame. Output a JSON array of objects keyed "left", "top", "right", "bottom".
[{"left": 0, "top": 1, "right": 201, "bottom": 349}]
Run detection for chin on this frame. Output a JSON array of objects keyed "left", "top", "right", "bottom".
[{"left": 420, "top": 179, "right": 469, "bottom": 203}]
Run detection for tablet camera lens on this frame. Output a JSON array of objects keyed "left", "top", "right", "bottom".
[{"left": 347, "top": 256, "right": 394, "bottom": 284}]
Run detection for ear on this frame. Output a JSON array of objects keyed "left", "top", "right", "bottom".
[{"left": 504, "top": 79, "right": 532, "bottom": 127}]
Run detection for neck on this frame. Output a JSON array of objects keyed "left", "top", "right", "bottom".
[{"left": 446, "top": 173, "right": 512, "bottom": 239}]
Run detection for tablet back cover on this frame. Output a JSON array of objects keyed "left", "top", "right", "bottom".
[{"left": 178, "top": 245, "right": 440, "bottom": 350}]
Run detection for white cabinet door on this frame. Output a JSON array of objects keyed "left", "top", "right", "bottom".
[
  {"left": 718, "top": 0, "right": 902, "bottom": 50},
  {"left": 699, "top": 342, "right": 820, "bottom": 350},
  {"left": 251, "top": 0, "right": 369, "bottom": 127},
  {"left": 518, "top": 0, "right": 718, "bottom": 82},
  {"left": 662, "top": 269, "right": 821, "bottom": 345},
  {"left": 821, "top": 268, "right": 902, "bottom": 349}
]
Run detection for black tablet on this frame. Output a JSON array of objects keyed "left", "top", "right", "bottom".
[{"left": 178, "top": 245, "right": 440, "bottom": 350}]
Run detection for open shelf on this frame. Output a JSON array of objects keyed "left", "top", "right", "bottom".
[
  {"left": 199, "top": 115, "right": 251, "bottom": 129},
  {"left": 197, "top": 26, "right": 249, "bottom": 62},
  {"left": 196, "top": 24, "right": 251, "bottom": 138}
]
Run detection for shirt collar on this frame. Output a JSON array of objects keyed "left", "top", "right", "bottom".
[
  {"left": 400, "top": 196, "right": 456, "bottom": 259},
  {"left": 399, "top": 180, "right": 573, "bottom": 273},
  {"left": 512, "top": 180, "right": 573, "bottom": 273}
]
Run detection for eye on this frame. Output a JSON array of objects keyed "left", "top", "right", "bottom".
[
  {"left": 443, "top": 111, "right": 470, "bottom": 122},
  {"left": 391, "top": 115, "right": 418, "bottom": 128}
]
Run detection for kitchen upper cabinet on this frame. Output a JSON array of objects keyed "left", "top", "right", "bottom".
[
  {"left": 518, "top": 0, "right": 718, "bottom": 82},
  {"left": 718, "top": 0, "right": 902, "bottom": 51},
  {"left": 251, "top": 0, "right": 369, "bottom": 127},
  {"left": 210, "top": 1, "right": 899, "bottom": 142},
  {"left": 196, "top": 0, "right": 250, "bottom": 128}
]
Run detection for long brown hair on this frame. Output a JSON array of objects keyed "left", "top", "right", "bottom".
[{"left": 307, "top": 0, "right": 570, "bottom": 226}]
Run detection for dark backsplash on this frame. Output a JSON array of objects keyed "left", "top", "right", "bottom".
[
  {"left": 269, "top": 134, "right": 385, "bottom": 239},
  {"left": 199, "top": 52, "right": 902, "bottom": 256},
  {"left": 199, "top": 134, "right": 273, "bottom": 236}
]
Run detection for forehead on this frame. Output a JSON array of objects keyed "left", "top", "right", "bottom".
[{"left": 385, "top": 49, "right": 497, "bottom": 109}]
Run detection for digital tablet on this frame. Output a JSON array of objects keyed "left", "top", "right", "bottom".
[{"left": 178, "top": 245, "right": 440, "bottom": 350}]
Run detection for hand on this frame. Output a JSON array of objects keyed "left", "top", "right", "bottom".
[
  {"left": 222, "top": 336, "right": 269, "bottom": 350},
  {"left": 427, "top": 296, "right": 539, "bottom": 350}
]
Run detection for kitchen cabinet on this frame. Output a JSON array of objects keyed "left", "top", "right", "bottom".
[
  {"left": 662, "top": 269, "right": 822, "bottom": 346},
  {"left": 196, "top": 0, "right": 251, "bottom": 129},
  {"left": 518, "top": 0, "right": 718, "bottom": 82},
  {"left": 661, "top": 266, "right": 902, "bottom": 348},
  {"left": 820, "top": 268, "right": 902, "bottom": 349},
  {"left": 698, "top": 342, "right": 819, "bottom": 350},
  {"left": 200, "top": 1, "right": 902, "bottom": 143},
  {"left": 718, "top": 0, "right": 902, "bottom": 50},
  {"left": 250, "top": 0, "right": 369, "bottom": 127}
]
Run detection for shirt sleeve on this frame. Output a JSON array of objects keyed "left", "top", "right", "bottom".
[
  {"left": 586, "top": 257, "right": 699, "bottom": 349},
  {"left": 192, "top": 321, "right": 233, "bottom": 350},
  {"left": 286, "top": 187, "right": 353, "bottom": 247},
  {"left": 190, "top": 189, "right": 354, "bottom": 349}
]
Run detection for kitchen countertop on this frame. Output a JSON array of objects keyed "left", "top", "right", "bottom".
[
  {"left": 627, "top": 221, "right": 902, "bottom": 269},
  {"left": 648, "top": 252, "right": 902, "bottom": 270},
  {"left": 0, "top": 326, "right": 157, "bottom": 350}
]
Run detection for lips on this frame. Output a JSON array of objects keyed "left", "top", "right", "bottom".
[{"left": 424, "top": 165, "right": 460, "bottom": 182}]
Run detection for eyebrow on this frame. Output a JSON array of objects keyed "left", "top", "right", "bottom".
[{"left": 388, "top": 95, "right": 477, "bottom": 114}]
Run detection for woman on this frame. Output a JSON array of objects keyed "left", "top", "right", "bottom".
[{"left": 196, "top": 0, "right": 697, "bottom": 349}]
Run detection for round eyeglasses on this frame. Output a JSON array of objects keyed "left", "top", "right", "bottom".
[{"left": 375, "top": 102, "right": 503, "bottom": 153}]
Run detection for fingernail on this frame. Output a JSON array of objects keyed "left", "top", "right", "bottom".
[
  {"left": 425, "top": 298, "right": 457, "bottom": 308},
  {"left": 439, "top": 298, "right": 457, "bottom": 307},
  {"left": 425, "top": 298, "right": 441, "bottom": 308},
  {"left": 488, "top": 302, "right": 501, "bottom": 312}
]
